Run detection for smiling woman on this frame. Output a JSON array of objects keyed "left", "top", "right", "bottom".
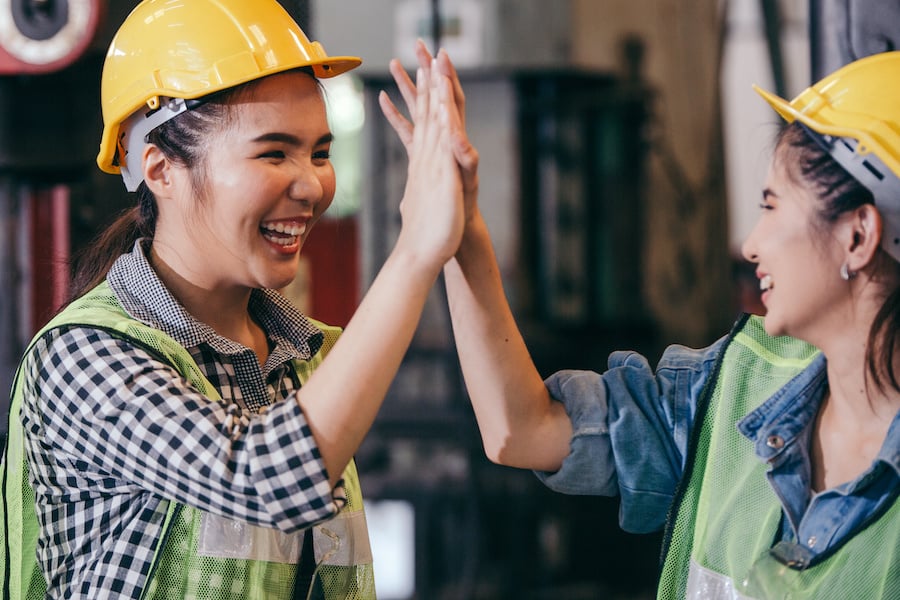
[
  {"left": 0, "top": 0, "right": 467, "bottom": 598},
  {"left": 145, "top": 72, "right": 339, "bottom": 319},
  {"left": 425, "top": 48, "right": 900, "bottom": 599}
]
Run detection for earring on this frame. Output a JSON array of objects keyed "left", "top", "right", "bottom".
[{"left": 840, "top": 263, "right": 857, "bottom": 281}]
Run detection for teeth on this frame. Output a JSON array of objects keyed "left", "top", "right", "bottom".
[
  {"left": 261, "top": 221, "right": 306, "bottom": 246},
  {"left": 266, "top": 235, "right": 295, "bottom": 246},
  {"left": 760, "top": 275, "right": 772, "bottom": 291},
  {"left": 262, "top": 222, "right": 306, "bottom": 237}
]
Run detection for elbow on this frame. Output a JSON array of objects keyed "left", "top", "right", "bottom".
[
  {"left": 477, "top": 415, "right": 571, "bottom": 471},
  {"left": 481, "top": 435, "right": 518, "bottom": 467},
  {"left": 481, "top": 435, "right": 556, "bottom": 471}
]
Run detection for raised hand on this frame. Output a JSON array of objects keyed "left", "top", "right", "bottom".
[
  {"left": 392, "top": 60, "right": 465, "bottom": 270},
  {"left": 383, "top": 45, "right": 571, "bottom": 474},
  {"left": 380, "top": 41, "right": 480, "bottom": 228},
  {"left": 295, "top": 58, "right": 466, "bottom": 486}
]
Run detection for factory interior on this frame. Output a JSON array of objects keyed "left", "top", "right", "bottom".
[{"left": 0, "top": 1, "right": 897, "bottom": 598}]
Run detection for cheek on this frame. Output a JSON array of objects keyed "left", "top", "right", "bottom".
[
  {"left": 764, "top": 219, "right": 805, "bottom": 253},
  {"left": 783, "top": 224, "right": 817, "bottom": 256},
  {"left": 320, "top": 168, "right": 337, "bottom": 210}
]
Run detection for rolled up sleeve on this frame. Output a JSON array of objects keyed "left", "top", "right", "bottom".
[
  {"left": 533, "top": 338, "right": 725, "bottom": 533},
  {"left": 535, "top": 370, "right": 617, "bottom": 496}
]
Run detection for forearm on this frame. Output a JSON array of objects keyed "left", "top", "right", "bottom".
[
  {"left": 297, "top": 247, "right": 442, "bottom": 485},
  {"left": 444, "top": 212, "right": 572, "bottom": 471}
]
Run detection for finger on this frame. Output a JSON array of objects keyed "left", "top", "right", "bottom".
[
  {"left": 388, "top": 58, "right": 418, "bottom": 119},
  {"left": 438, "top": 75, "right": 465, "bottom": 177},
  {"left": 419, "top": 70, "right": 451, "bottom": 165},
  {"left": 378, "top": 90, "right": 414, "bottom": 149},
  {"left": 427, "top": 66, "right": 444, "bottom": 140},
  {"left": 439, "top": 76, "right": 478, "bottom": 174},
  {"left": 436, "top": 48, "right": 466, "bottom": 126},
  {"left": 417, "top": 40, "right": 433, "bottom": 103},
  {"left": 412, "top": 67, "right": 430, "bottom": 148},
  {"left": 430, "top": 65, "right": 476, "bottom": 173},
  {"left": 388, "top": 41, "right": 436, "bottom": 125},
  {"left": 415, "top": 38, "right": 434, "bottom": 72},
  {"left": 425, "top": 69, "right": 446, "bottom": 145}
]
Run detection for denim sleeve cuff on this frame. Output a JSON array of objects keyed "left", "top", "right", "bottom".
[{"left": 533, "top": 370, "right": 618, "bottom": 496}]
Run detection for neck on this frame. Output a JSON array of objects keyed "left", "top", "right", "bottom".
[
  {"left": 822, "top": 338, "right": 900, "bottom": 424},
  {"left": 812, "top": 369, "right": 897, "bottom": 491},
  {"left": 804, "top": 289, "right": 900, "bottom": 419},
  {"left": 148, "top": 244, "right": 269, "bottom": 362}
]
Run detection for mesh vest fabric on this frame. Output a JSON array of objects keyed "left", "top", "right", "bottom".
[
  {"left": 1, "top": 281, "right": 376, "bottom": 599},
  {"left": 657, "top": 315, "right": 900, "bottom": 600}
]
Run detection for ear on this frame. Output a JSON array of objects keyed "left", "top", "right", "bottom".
[
  {"left": 846, "top": 203, "right": 883, "bottom": 271},
  {"left": 142, "top": 144, "right": 174, "bottom": 197}
]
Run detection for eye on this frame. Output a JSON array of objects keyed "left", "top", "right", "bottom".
[
  {"left": 758, "top": 201, "right": 774, "bottom": 211},
  {"left": 259, "top": 150, "right": 286, "bottom": 160},
  {"left": 313, "top": 149, "right": 331, "bottom": 161}
]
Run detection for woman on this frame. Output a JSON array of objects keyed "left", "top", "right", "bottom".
[
  {"left": 385, "top": 48, "right": 900, "bottom": 598},
  {"left": 1, "top": 0, "right": 464, "bottom": 598}
]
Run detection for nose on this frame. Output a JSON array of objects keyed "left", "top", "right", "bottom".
[
  {"left": 741, "top": 239, "right": 757, "bottom": 263},
  {"left": 288, "top": 163, "right": 327, "bottom": 205},
  {"left": 741, "top": 223, "right": 760, "bottom": 263}
]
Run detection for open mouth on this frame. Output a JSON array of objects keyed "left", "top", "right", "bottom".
[
  {"left": 261, "top": 221, "right": 306, "bottom": 246},
  {"left": 759, "top": 274, "right": 772, "bottom": 292}
]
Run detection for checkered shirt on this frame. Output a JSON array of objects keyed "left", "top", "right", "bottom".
[{"left": 18, "top": 240, "right": 344, "bottom": 598}]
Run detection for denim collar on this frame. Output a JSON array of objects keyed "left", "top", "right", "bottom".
[{"left": 738, "top": 353, "right": 900, "bottom": 478}]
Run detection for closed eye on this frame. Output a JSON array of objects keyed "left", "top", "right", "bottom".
[{"left": 759, "top": 188, "right": 777, "bottom": 210}]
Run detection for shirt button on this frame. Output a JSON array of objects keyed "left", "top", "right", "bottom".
[
  {"left": 766, "top": 435, "right": 785, "bottom": 449},
  {"left": 807, "top": 536, "right": 817, "bottom": 548}
]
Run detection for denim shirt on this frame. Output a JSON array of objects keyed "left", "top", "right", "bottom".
[{"left": 536, "top": 331, "right": 900, "bottom": 562}]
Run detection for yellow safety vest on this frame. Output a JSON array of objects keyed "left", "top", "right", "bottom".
[
  {"left": 658, "top": 315, "right": 900, "bottom": 599},
  {"left": 1, "top": 281, "right": 376, "bottom": 599}
]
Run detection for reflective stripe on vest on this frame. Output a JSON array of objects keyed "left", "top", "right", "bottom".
[
  {"left": 659, "top": 315, "right": 900, "bottom": 600},
  {"left": 195, "top": 508, "right": 371, "bottom": 566},
  {"left": 1, "top": 281, "right": 376, "bottom": 599}
]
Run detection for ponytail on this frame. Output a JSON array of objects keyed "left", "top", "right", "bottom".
[{"left": 66, "top": 184, "right": 157, "bottom": 305}]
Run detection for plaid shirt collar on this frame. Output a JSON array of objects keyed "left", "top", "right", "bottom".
[{"left": 106, "top": 239, "right": 324, "bottom": 360}]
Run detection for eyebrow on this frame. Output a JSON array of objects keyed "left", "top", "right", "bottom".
[
  {"left": 250, "top": 132, "right": 333, "bottom": 146},
  {"left": 762, "top": 187, "right": 777, "bottom": 200}
]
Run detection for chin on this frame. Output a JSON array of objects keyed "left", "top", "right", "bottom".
[
  {"left": 269, "top": 276, "right": 298, "bottom": 292},
  {"left": 264, "top": 260, "right": 303, "bottom": 289},
  {"left": 761, "top": 314, "right": 787, "bottom": 338}
]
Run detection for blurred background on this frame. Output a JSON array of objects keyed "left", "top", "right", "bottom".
[{"left": 1, "top": 0, "right": 898, "bottom": 598}]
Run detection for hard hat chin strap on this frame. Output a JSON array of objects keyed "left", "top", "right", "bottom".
[
  {"left": 118, "top": 97, "right": 190, "bottom": 192},
  {"left": 800, "top": 123, "right": 900, "bottom": 264}
]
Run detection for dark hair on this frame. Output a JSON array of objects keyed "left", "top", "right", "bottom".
[
  {"left": 776, "top": 121, "right": 900, "bottom": 393},
  {"left": 68, "top": 98, "right": 235, "bottom": 304},
  {"left": 68, "top": 67, "right": 318, "bottom": 305}
]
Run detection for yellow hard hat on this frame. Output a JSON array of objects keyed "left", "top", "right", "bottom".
[
  {"left": 755, "top": 51, "right": 900, "bottom": 261},
  {"left": 96, "top": 0, "right": 361, "bottom": 182}
]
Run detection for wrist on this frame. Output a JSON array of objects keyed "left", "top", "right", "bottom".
[
  {"left": 457, "top": 210, "right": 489, "bottom": 253},
  {"left": 388, "top": 238, "right": 447, "bottom": 281}
]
